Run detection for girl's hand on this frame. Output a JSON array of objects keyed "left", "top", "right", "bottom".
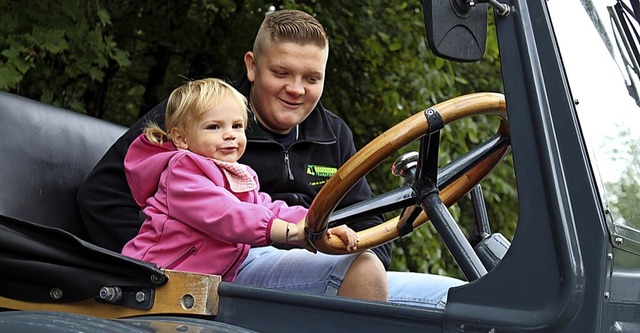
[
  {"left": 292, "top": 217, "right": 316, "bottom": 253},
  {"left": 327, "top": 225, "right": 360, "bottom": 252}
]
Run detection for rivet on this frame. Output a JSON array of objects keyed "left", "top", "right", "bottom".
[{"left": 604, "top": 291, "right": 610, "bottom": 299}]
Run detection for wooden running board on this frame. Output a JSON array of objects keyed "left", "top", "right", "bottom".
[{"left": 0, "top": 270, "right": 221, "bottom": 318}]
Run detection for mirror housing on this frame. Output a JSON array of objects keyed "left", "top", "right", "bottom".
[{"left": 423, "top": 0, "right": 488, "bottom": 62}]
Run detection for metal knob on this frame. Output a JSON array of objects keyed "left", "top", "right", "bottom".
[{"left": 391, "top": 151, "right": 419, "bottom": 178}]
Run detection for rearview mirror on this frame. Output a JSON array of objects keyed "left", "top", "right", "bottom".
[{"left": 423, "top": 0, "right": 488, "bottom": 62}]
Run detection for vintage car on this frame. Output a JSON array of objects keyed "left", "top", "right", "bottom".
[{"left": 1, "top": 0, "right": 639, "bottom": 332}]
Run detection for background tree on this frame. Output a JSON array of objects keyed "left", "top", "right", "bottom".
[
  {"left": 605, "top": 127, "right": 640, "bottom": 230},
  {"left": 0, "top": 0, "right": 517, "bottom": 279}
]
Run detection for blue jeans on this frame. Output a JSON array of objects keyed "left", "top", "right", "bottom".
[
  {"left": 234, "top": 246, "right": 465, "bottom": 309},
  {"left": 387, "top": 271, "right": 466, "bottom": 309}
]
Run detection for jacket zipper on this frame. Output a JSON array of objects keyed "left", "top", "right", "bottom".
[
  {"left": 222, "top": 244, "right": 249, "bottom": 278},
  {"left": 166, "top": 245, "right": 198, "bottom": 269},
  {"left": 283, "top": 151, "right": 295, "bottom": 181}
]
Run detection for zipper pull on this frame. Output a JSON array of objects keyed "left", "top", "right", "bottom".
[{"left": 284, "top": 152, "right": 295, "bottom": 180}]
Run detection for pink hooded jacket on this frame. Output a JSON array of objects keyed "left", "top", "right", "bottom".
[{"left": 121, "top": 134, "right": 307, "bottom": 282}]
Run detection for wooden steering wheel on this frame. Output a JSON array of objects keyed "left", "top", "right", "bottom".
[{"left": 305, "top": 92, "right": 509, "bottom": 254}]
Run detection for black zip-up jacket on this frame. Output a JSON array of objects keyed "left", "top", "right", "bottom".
[{"left": 76, "top": 74, "right": 391, "bottom": 267}]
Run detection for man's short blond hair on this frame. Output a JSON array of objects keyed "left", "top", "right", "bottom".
[{"left": 253, "top": 9, "right": 328, "bottom": 60}]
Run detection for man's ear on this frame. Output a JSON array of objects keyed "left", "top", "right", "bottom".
[
  {"left": 170, "top": 127, "right": 188, "bottom": 149},
  {"left": 244, "top": 51, "right": 256, "bottom": 83}
]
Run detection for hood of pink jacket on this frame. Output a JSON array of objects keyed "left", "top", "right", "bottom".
[{"left": 125, "top": 134, "right": 179, "bottom": 207}]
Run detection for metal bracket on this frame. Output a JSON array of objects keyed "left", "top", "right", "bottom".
[{"left": 95, "top": 286, "right": 155, "bottom": 310}]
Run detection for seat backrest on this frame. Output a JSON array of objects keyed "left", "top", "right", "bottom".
[{"left": 0, "top": 91, "right": 126, "bottom": 239}]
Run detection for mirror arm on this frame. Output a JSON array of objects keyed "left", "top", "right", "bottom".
[{"left": 471, "top": 0, "right": 511, "bottom": 17}]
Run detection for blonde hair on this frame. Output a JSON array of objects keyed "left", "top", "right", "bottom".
[
  {"left": 253, "top": 9, "right": 328, "bottom": 60},
  {"left": 145, "top": 78, "right": 248, "bottom": 144}
]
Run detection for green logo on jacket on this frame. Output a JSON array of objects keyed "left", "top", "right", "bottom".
[{"left": 306, "top": 165, "right": 337, "bottom": 186}]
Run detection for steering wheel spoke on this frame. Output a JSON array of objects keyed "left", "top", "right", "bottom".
[{"left": 328, "top": 186, "right": 416, "bottom": 227}]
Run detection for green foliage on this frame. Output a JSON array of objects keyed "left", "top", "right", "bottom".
[
  {"left": 1, "top": 0, "right": 517, "bottom": 278},
  {"left": 0, "top": 1, "right": 129, "bottom": 112},
  {"left": 605, "top": 128, "right": 640, "bottom": 230}
]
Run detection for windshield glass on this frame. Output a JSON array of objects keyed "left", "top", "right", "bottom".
[{"left": 548, "top": 0, "right": 640, "bottom": 243}]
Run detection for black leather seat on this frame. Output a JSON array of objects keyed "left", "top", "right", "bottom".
[
  {"left": 0, "top": 92, "right": 166, "bottom": 305},
  {"left": 0, "top": 91, "right": 126, "bottom": 238}
]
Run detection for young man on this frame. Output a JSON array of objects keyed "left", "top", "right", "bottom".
[{"left": 77, "top": 9, "right": 463, "bottom": 307}]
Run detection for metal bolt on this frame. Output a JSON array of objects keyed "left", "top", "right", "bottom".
[
  {"left": 99, "top": 286, "right": 122, "bottom": 303},
  {"left": 604, "top": 291, "right": 610, "bottom": 299},
  {"left": 150, "top": 273, "right": 166, "bottom": 285},
  {"left": 49, "top": 288, "right": 63, "bottom": 300},
  {"left": 607, "top": 253, "right": 613, "bottom": 260},
  {"left": 135, "top": 291, "right": 146, "bottom": 303},
  {"left": 615, "top": 237, "right": 623, "bottom": 245}
]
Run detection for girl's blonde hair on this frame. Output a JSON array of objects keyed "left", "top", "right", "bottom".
[{"left": 144, "top": 78, "right": 248, "bottom": 144}]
